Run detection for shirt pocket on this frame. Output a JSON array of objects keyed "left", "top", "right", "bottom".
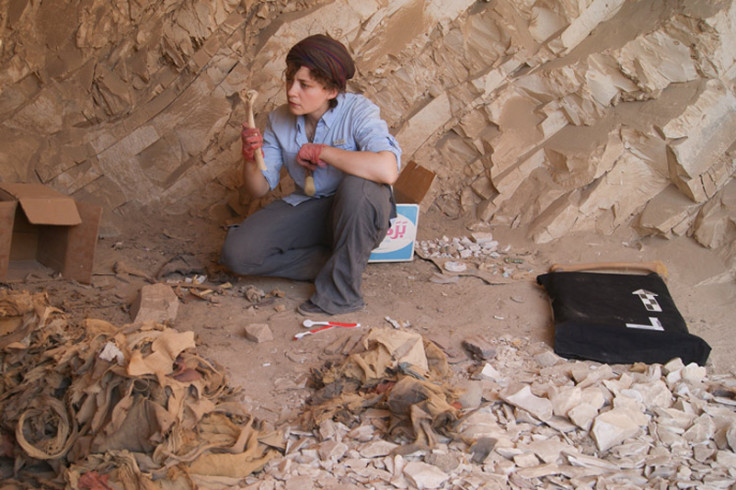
[{"left": 331, "top": 139, "right": 356, "bottom": 152}]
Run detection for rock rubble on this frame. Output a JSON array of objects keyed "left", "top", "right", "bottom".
[
  {"left": 242, "top": 336, "right": 736, "bottom": 489},
  {"left": 2, "top": 289, "right": 735, "bottom": 489}
]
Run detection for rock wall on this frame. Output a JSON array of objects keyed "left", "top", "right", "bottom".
[{"left": 1, "top": 0, "right": 735, "bottom": 261}]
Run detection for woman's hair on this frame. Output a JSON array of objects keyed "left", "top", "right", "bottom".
[{"left": 285, "top": 34, "right": 356, "bottom": 95}]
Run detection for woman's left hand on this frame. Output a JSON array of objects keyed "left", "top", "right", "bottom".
[{"left": 297, "top": 143, "right": 328, "bottom": 170}]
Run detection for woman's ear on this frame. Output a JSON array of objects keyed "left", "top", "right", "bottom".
[{"left": 327, "top": 87, "right": 339, "bottom": 101}]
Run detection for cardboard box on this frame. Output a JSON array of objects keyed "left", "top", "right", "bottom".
[
  {"left": 369, "top": 161, "right": 435, "bottom": 263},
  {"left": 0, "top": 183, "right": 102, "bottom": 284},
  {"left": 392, "top": 161, "right": 436, "bottom": 205}
]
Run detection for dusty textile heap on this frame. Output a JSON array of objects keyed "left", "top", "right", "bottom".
[
  {"left": 301, "top": 328, "right": 462, "bottom": 453},
  {"left": 0, "top": 290, "right": 281, "bottom": 489}
]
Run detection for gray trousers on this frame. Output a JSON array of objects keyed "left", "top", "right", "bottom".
[{"left": 221, "top": 175, "right": 393, "bottom": 314}]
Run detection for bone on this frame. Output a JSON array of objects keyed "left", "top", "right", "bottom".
[{"left": 242, "top": 89, "right": 267, "bottom": 171}]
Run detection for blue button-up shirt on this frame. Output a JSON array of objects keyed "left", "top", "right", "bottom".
[{"left": 261, "top": 93, "right": 402, "bottom": 205}]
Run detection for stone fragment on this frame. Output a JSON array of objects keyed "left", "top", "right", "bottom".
[
  {"left": 534, "top": 351, "right": 560, "bottom": 368},
  {"left": 456, "top": 409, "right": 514, "bottom": 448},
  {"left": 359, "top": 440, "right": 399, "bottom": 458},
  {"left": 469, "top": 437, "right": 496, "bottom": 464},
  {"left": 501, "top": 385, "right": 553, "bottom": 421},
  {"left": 664, "top": 357, "right": 686, "bottom": 373},
  {"left": 425, "top": 451, "right": 460, "bottom": 473},
  {"left": 318, "top": 440, "right": 348, "bottom": 462},
  {"left": 591, "top": 408, "right": 647, "bottom": 452},
  {"left": 244, "top": 323, "right": 273, "bottom": 343},
  {"left": 627, "top": 380, "right": 672, "bottom": 408},
  {"left": 479, "top": 363, "right": 501, "bottom": 381},
  {"left": 347, "top": 424, "right": 375, "bottom": 443},
  {"left": 516, "top": 463, "right": 562, "bottom": 479},
  {"left": 318, "top": 419, "right": 342, "bottom": 441},
  {"left": 693, "top": 445, "right": 716, "bottom": 463},
  {"left": 462, "top": 335, "right": 498, "bottom": 360},
  {"left": 715, "top": 449, "right": 736, "bottom": 467},
  {"left": 549, "top": 385, "right": 581, "bottom": 417},
  {"left": 563, "top": 386, "right": 606, "bottom": 429},
  {"left": 403, "top": 461, "right": 449, "bottom": 489},
  {"left": 568, "top": 403, "right": 600, "bottom": 431},
  {"left": 545, "top": 415, "right": 578, "bottom": 433},
  {"left": 655, "top": 407, "right": 695, "bottom": 430},
  {"left": 564, "top": 451, "right": 620, "bottom": 471},
  {"left": 528, "top": 439, "right": 572, "bottom": 464},
  {"left": 284, "top": 476, "right": 314, "bottom": 490},
  {"left": 728, "top": 425, "right": 736, "bottom": 451},
  {"left": 294, "top": 449, "right": 317, "bottom": 465},
  {"left": 514, "top": 451, "right": 541, "bottom": 468},
  {"left": 683, "top": 414, "right": 715, "bottom": 445},
  {"left": 573, "top": 363, "right": 615, "bottom": 388},
  {"left": 130, "top": 283, "right": 179, "bottom": 323},
  {"left": 681, "top": 363, "right": 707, "bottom": 384},
  {"left": 457, "top": 381, "right": 483, "bottom": 409},
  {"left": 471, "top": 231, "right": 494, "bottom": 245}
]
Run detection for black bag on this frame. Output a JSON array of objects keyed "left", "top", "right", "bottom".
[{"left": 537, "top": 271, "right": 711, "bottom": 366}]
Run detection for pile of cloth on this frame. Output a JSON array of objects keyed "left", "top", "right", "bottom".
[
  {"left": 0, "top": 289, "right": 281, "bottom": 489},
  {"left": 302, "top": 327, "right": 462, "bottom": 454}
]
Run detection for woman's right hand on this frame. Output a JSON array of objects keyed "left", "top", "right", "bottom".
[{"left": 241, "top": 125, "right": 263, "bottom": 162}]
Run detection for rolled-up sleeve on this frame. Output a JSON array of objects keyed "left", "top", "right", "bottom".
[
  {"left": 260, "top": 108, "right": 290, "bottom": 190},
  {"left": 351, "top": 99, "right": 402, "bottom": 171}
]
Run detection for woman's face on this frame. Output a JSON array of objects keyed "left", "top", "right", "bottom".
[{"left": 286, "top": 66, "right": 337, "bottom": 120}]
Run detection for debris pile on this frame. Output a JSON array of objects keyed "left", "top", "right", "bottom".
[
  {"left": 2, "top": 288, "right": 735, "bottom": 488},
  {"left": 300, "top": 328, "right": 460, "bottom": 449},
  {"left": 416, "top": 233, "right": 535, "bottom": 284},
  {"left": 0, "top": 289, "right": 281, "bottom": 489},
  {"left": 417, "top": 233, "right": 502, "bottom": 261},
  {"left": 246, "top": 335, "right": 736, "bottom": 489}
]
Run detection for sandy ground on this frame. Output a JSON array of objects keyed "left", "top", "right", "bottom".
[{"left": 6, "top": 206, "right": 735, "bottom": 426}]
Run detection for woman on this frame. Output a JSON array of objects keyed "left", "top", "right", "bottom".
[{"left": 221, "top": 34, "right": 402, "bottom": 316}]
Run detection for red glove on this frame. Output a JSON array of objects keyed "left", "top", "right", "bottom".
[
  {"left": 241, "top": 126, "right": 263, "bottom": 162},
  {"left": 297, "top": 143, "right": 327, "bottom": 170}
]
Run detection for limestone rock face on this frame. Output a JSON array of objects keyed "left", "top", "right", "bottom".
[{"left": 1, "top": 0, "right": 735, "bottom": 262}]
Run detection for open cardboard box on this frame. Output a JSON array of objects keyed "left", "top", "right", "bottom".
[
  {"left": 369, "top": 161, "right": 435, "bottom": 263},
  {"left": 0, "top": 183, "right": 102, "bottom": 284}
]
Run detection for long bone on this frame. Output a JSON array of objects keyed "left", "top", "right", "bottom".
[{"left": 241, "top": 89, "right": 267, "bottom": 171}]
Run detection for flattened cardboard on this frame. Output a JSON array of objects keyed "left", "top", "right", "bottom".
[
  {"left": 393, "top": 161, "right": 436, "bottom": 204},
  {"left": 0, "top": 201, "right": 16, "bottom": 279},
  {"left": 0, "top": 183, "right": 81, "bottom": 225},
  {"left": 0, "top": 183, "right": 101, "bottom": 284}
]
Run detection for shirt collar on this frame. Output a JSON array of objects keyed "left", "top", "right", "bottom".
[
  {"left": 320, "top": 93, "right": 344, "bottom": 129},
  {"left": 295, "top": 93, "right": 344, "bottom": 143}
]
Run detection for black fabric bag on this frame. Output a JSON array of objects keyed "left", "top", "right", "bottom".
[{"left": 537, "top": 271, "right": 711, "bottom": 366}]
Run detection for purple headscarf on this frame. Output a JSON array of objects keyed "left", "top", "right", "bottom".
[{"left": 286, "top": 34, "right": 356, "bottom": 91}]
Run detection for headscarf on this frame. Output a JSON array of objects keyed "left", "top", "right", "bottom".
[{"left": 286, "top": 34, "right": 356, "bottom": 91}]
